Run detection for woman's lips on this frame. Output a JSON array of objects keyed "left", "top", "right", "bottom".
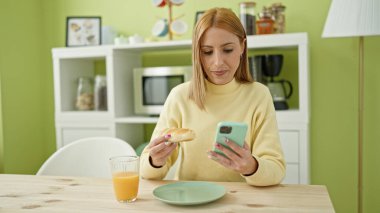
[{"left": 212, "top": 70, "right": 227, "bottom": 76}]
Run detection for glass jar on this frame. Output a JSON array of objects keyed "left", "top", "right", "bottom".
[
  {"left": 239, "top": 2, "right": 257, "bottom": 35},
  {"left": 271, "top": 3, "right": 286, "bottom": 33},
  {"left": 76, "top": 77, "right": 94, "bottom": 110},
  {"left": 94, "top": 75, "right": 107, "bottom": 111},
  {"left": 256, "top": 7, "right": 274, "bottom": 35}
]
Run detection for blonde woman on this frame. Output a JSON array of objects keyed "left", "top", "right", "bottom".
[{"left": 140, "top": 8, "right": 285, "bottom": 186}]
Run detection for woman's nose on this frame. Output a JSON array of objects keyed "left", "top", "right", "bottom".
[{"left": 212, "top": 51, "right": 224, "bottom": 66}]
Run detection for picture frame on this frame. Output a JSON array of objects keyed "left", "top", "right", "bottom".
[
  {"left": 66, "top": 16, "right": 101, "bottom": 47},
  {"left": 194, "top": 11, "right": 205, "bottom": 25}
]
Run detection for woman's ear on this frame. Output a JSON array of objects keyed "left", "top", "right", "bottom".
[{"left": 241, "top": 38, "right": 247, "bottom": 55}]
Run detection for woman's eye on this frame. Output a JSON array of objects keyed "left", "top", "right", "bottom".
[
  {"left": 224, "top": 49, "right": 233, "bottom": 53},
  {"left": 202, "top": 51, "right": 213, "bottom": 55}
]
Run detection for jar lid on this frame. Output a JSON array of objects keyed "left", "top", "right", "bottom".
[
  {"left": 272, "top": 3, "right": 286, "bottom": 10},
  {"left": 260, "top": 6, "right": 272, "bottom": 18},
  {"left": 239, "top": 2, "right": 256, "bottom": 6}
]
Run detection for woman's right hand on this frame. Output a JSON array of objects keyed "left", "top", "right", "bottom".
[{"left": 148, "top": 134, "right": 177, "bottom": 167}]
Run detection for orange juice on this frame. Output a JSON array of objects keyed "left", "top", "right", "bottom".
[{"left": 112, "top": 171, "right": 139, "bottom": 202}]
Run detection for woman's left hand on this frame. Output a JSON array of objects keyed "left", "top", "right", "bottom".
[{"left": 207, "top": 138, "right": 258, "bottom": 176}]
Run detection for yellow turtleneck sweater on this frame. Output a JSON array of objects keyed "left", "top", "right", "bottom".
[{"left": 140, "top": 79, "right": 285, "bottom": 186}]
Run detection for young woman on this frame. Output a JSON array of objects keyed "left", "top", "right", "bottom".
[{"left": 140, "top": 8, "right": 285, "bottom": 186}]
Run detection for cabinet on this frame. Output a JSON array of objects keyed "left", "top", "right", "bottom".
[{"left": 52, "top": 33, "right": 309, "bottom": 184}]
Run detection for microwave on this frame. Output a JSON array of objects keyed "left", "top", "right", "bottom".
[{"left": 133, "top": 66, "right": 192, "bottom": 115}]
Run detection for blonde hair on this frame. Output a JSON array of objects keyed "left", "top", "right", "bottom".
[{"left": 189, "top": 8, "right": 253, "bottom": 110}]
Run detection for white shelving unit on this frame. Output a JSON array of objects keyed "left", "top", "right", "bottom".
[{"left": 52, "top": 32, "right": 309, "bottom": 184}]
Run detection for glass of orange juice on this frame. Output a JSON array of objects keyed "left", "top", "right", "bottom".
[{"left": 109, "top": 156, "right": 140, "bottom": 203}]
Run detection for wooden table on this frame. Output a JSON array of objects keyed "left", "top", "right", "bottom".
[{"left": 0, "top": 174, "right": 334, "bottom": 212}]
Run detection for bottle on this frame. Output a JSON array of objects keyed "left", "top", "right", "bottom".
[
  {"left": 256, "top": 7, "right": 274, "bottom": 35},
  {"left": 76, "top": 77, "right": 94, "bottom": 110},
  {"left": 271, "top": 3, "right": 286, "bottom": 33},
  {"left": 94, "top": 75, "right": 107, "bottom": 111},
  {"left": 239, "top": 2, "right": 257, "bottom": 35}
]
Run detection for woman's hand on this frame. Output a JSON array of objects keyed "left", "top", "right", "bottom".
[
  {"left": 207, "top": 138, "right": 258, "bottom": 176},
  {"left": 148, "top": 134, "right": 177, "bottom": 167}
]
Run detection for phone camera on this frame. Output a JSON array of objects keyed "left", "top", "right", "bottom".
[{"left": 220, "top": 126, "right": 232, "bottom": 134}]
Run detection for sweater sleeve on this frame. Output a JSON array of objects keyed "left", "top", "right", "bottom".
[
  {"left": 140, "top": 87, "right": 182, "bottom": 180},
  {"left": 242, "top": 87, "right": 286, "bottom": 186},
  {"left": 140, "top": 146, "right": 179, "bottom": 180}
]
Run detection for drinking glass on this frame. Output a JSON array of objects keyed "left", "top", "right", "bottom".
[{"left": 109, "top": 156, "right": 140, "bottom": 203}]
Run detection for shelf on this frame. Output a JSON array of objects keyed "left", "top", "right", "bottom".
[
  {"left": 246, "top": 33, "right": 308, "bottom": 49},
  {"left": 56, "top": 111, "right": 112, "bottom": 122},
  {"left": 115, "top": 116, "right": 159, "bottom": 124},
  {"left": 52, "top": 40, "right": 192, "bottom": 57},
  {"left": 59, "top": 111, "right": 110, "bottom": 114},
  {"left": 114, "top": 109, "right": 307, "bottom": 125},
  {"left": 52, "top": 33, "right": 308, "bottom": 57},
  {"left": 52, "top": 47, "right": 109, "bottom": 59},
  {"left": 112, "top": 40, "right": 192, "bottom": 52}
]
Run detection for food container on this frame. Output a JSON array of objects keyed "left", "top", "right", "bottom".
[
  {"left": 94, "top": 75, "right": 107, "bottom": 111},
  {"left": 76, "top": 77, "right": 94, "bottom": 110},
  {"left": 239, "top": 2, "right": 257, "bottom": 35},
  {"left": 256, "top": 7, "right": 274, "bottom": 35}
]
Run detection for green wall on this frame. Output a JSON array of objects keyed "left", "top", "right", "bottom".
[
  {"left": 0, "top": 69, "right": 3, "bottom": 173},
  {"left": 0, "top": 0, "right": 47, "bottom": 174},
  {"left": 0, "top": 0, "right": 379, "bottom": 212},
  {"left": 363, "top": 36, "right": 380, "bottom": 213}
]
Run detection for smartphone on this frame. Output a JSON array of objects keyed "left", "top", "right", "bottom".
[{"left": 214, "top": 121, "right": 248, "bottom": 157}]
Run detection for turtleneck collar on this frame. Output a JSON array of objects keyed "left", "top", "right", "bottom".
[{"left": 205, "top": 78, "right": 240, "bottom": 94}]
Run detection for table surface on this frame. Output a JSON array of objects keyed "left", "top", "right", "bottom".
[{"left": 0, "top": 174, "right": 335, "bottom": 213}]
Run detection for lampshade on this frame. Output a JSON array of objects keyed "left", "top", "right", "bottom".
[{"left": 322, "top": 0, "right": 380, "bottom": 38}]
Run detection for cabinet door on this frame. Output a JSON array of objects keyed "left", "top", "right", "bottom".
[
  {"left": 279, "top": 131, "right": 299, "bottom": 163},
  {"left": 56, "top": 124, "right": 114, "bottom": 148},
  {"left": 279, "top": 131, "right": 300, "bottom": 184},
  {"left": 282, "top": 164, "right": 300, "bottom": 184}
]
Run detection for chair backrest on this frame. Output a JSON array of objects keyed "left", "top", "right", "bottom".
[{"left": 37, "top": 137, "right": 136, "bottom": 178}]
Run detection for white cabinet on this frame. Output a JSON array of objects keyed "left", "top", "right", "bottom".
[
  {"left": 52, "top": 33, "right": 309, "bottom": 184},
  {"left": 56, "top": 122, "right": 114, "bottom": 148},
  {"left": 278, "top": 124, "right": 309, "bottom": 184}
]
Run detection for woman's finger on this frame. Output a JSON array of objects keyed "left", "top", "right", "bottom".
[
  {"left": 224, "top": 138, "right": 247, "bottom": 157},
  {"left": 210, "top": 150, "right": 252, "bottom": 174},
  {"left": 243, "top": 142, "right": 250, "bottom": 150},
  {"left": 149, "top": 142, "right": 168, "bottom": 156},
  {"left": 207, "top": 151, "right": 234, "bottom": 169},
  {"left": 148, "top": 134, "right": 171, "bottom": 148},
  {"left": 210, "top": 141, "right": 255, "bottom": 174},
  {"left": 154, "top": 143, "right": 177, "bottom": 159},
  {"left": 214, "top": 143, "right": 241, "bottom": 163}
]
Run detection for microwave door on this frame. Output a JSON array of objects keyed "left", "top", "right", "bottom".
[
  {"left": 143, "top": 77, "right": 168, "bottom": 105},
  {"left": 143, "top": 76, "right": 184, "bottom": 106}
]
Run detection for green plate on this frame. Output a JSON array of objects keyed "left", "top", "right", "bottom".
[{"left": 153, "top": 181, "right": 226, "bottom": 205}]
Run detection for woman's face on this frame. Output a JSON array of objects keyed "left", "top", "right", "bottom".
[{"left": 200, "top": 27, "right": 244, "bottom": 85}]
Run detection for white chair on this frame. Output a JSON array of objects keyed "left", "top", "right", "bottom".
[{"left": 37, "top": 137, "right": 136, "bottom": 178}]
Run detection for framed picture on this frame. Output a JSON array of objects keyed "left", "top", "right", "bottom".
[
  {"left": 66, "top": 16, "right": 101, "bottom": 47},
  {"left": 194, "top": 11, "right": 205, "bottom": 25}
]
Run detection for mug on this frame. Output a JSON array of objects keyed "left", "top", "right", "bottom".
[
  {"left": 170, "top": 0, "right": 185, "bottom": 6},
  {"left": 152, "top": 0, "right": 166, "bottom": 7},
  {"left": 114, "top": 36, "right": 128, "bottom": 45},
  {"left": 129, "top": 34, "right": 144, "bottom": 44},
  {"left": 170, "top": 19, "right": 188, "bottom": 36},
  {"left": 152, "top": 19, "right": 169, "bottom": 37}
]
